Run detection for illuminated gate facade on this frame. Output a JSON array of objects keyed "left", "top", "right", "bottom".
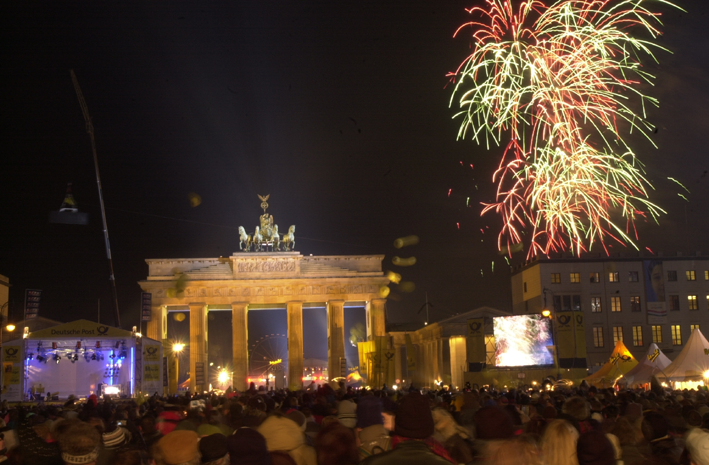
[{"left": 139, "top": 252, "right": 388, "bottom": 391}]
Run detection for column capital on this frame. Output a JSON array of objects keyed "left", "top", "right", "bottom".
[
  {"left": 286, "top": 300, "right": 304, "bottom": 305},
  {"left": 230, "top": 301, "right": 249, "bottom": 307}
]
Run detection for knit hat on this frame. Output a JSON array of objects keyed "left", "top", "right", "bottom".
[
  {"left": 394, "top": 392, "right": 434, "bottom": 439},
  {"left": 158, "top": 431, "right": 200, "bottom": 465},
  {"left": 686, "top": 428, "right": 709, "bottom": 465},
  {"left": 228, "top": 428, "right": 271, "bottom": 465},
  {"left": 337, "top": 400, "right": 357, "bottom": 429},
  {"left": 200, "top": 433, "right": 228, "bottom": 463},
  {"left": 356, "top": 397, "right": 383, "bottom": 429},
  {"left": 576, "top": 430, "right": 615, "bottom": 465},
  {"left": 62, "top": 447, "right": 100, "bottom": 464},
  {"left": 102, "top": 427, "right": 127, "bottom": 448},
  {"left": 473, "top": 406, "right": 515, "bottom": 440}
]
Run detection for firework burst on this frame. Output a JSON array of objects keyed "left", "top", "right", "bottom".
[{"left": 450, "top": 0, "right": 681, "bottom": 256}]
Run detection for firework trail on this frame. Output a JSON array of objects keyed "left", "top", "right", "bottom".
[{"left": 450, "top": 0, "right": 681, "bottom": 257}]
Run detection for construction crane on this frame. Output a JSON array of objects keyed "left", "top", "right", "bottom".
[{"left": 70, "top": 70, "right": 121, "bottom": 328}]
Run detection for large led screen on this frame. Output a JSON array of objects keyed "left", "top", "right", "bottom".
[{"left": 493, "top": 314, "right": 554, "bottom": 367}]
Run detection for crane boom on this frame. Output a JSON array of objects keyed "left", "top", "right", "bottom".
[{"left": 70, "top": 70, "right": 121, "bottom": 328}]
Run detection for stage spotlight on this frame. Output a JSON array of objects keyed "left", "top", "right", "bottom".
[
  {"left": 27, "top": 353, "right": 34, "bottom": 361},
  {"left": 37, "top": 355, "right": 45, "bottom": 363},
  {"left": 53, "top": 354, "right": 61, "bottom": 364},
  {"left": 91, "top": 353, "right": 97, "bottom": 361}
]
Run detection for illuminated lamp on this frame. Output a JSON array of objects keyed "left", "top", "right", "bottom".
[
  {"left": 541, "top": 309, "right": 551, "bottom": 318},
  {"left": 6, "top": 324, "right": 15, "bottom": 332},
  {"left": 52, "top": 342, "right": 58, "bottom": 349},
  {"left": 704, "top": 370, "right": 709, "bottom": 379},
  {"left": 53, "top": 353, "right": 61, "bottom": 364}
]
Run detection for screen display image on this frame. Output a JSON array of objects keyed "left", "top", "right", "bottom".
[{"left": 493, "top": 314, "right": 554, "bottom": 367}]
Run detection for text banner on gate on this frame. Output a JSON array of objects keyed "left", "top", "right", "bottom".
[
  {"left": 141, "top": 292, "right": 152, "bottom": 322},
  {"left": 25, "top": 289, "right": 42, "bottom": 320}
]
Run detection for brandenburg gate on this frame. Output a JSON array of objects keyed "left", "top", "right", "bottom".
[{"left": 138, "top": 197, "right": 388, "bottom": 392}]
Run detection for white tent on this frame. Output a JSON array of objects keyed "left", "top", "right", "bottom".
[
  {"left": 662, "top": 328, "right": 709, "bottom": 383},
  {"left": 622, "top": 343, "right": 672, "bottom": 386}
]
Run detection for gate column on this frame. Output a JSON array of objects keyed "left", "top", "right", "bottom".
[
  {"left": 369, "top": 298, "right": 387, "bottom": 338},
  {"left": 287, "top": 301, "right": 304, "bottom": 391},
  {"left": 327, "top": 300, "right": 345, "bottom": 380},
  {"left": 146, "top": 304, "right": 166, "bottom": 341},
  {"left": 189, "top": 302, "right": 208, "bottom": 393},
  {"left": 231, "top": 302, "right": 249, "bottom": 391}
]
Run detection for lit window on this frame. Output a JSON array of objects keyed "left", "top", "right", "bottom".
[
  {"left": 688, "top": 295, "right": 698, "bottom": 310},
  {"left": 630, "top": 296, "right": 641, "bottom": 312},
  {"left": 611, "top": 296, "right": 622, "bottom": 312},
  {"left": 593, "top": 327, "right": 604, "bottom": 348},
  {"left": 705, "top": 270, "right": 709, "bottom": 281},
  {"left": 652, "top": 326, "right": 663, "bottom": 344},
  {"left": 629, "top": 271, "right": 639, "bottom": 282},
  {"left": 669, "top": 295, "right": 680, "bottom": 311},
  {"left": 590, "top": 272, "right": 600, "bottom": 283},
  {"left": 551, "top": 273, "right": 561, "bottom": 284},
  {"left": 591, "top": 297, "right": 602, "bottom": 313},
  {"left": 671, "top": 325, "right": 682, "bottom": 346},
  {"left": 570, "top": 273, "right": 580, "bottom": 283},
  {"left": 690, "top": 324, "right": 700, "bottom": 332},
  {"left": 609, "top": 272, "right": 619, "bottom": 283},
  {"left": 591, "top": 295, "right": 600, "bottom": 313},
  {"left": 687, "top": 270, "right": 696, "bottom": 281},
  {"left": 632, "top": 326, "right": 643, "bottom": 346},
  {"left": 613, "top": 326, "right": 623, "bottom": 344},
  {"left": 667, "top": 271, "right": 677, "bottom": 282}
]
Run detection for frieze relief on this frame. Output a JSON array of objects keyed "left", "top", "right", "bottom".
[{"left": 237, "top": 259, "right": 296, "bottom": 273}]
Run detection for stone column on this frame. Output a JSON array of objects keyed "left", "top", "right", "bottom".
[
  {"left": 369, "top": 298, "right": 386, "bottom": 338},
  {"left": 287, "top": 301, "right": 304, "bottom": 391},
  {"left": 189, "top": 303, "right": 207, "bottom": 393},
  {"left": 146, "top": 305, "right": 166, "bottom": 341},
  {"left": 327, "top": 300, "right": 345, "bottom": 380},
  {"left": 231, "top": 302, "right": 249, "bottom": 391},
  {"left": 394, "top": 344, "right": 403, "bottom": 384}
]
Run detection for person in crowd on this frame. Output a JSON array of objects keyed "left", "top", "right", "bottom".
[
  {"left": 360, "top": 391, "right": 453, "bottom": 465},
  {"left": 227, "top": 428, "right": 271, "bottom": 465},
  {"left": 199, "top": 434, "right": 229, "bottom": 465},
  {"left": 355, "top": 396, "right": 390, "bottom": 461},
  {"left": 314, "top": 422, "right": 358, "bottom": 465},
  {"left": 58, "top": 422, "right": 101, "bottom": 465},
  {"left": 541, "top": 419, "right": 579, "bottom": 465},
  {"left": 257, "top": 414, "right": 316, "bottom": 465},
  {"left": 154, "top": 431, "right": 200, "bottom": 465}
]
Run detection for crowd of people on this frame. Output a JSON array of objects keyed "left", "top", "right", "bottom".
[{"left": 0, "top": 380, "right": 708, "bottom": 465}]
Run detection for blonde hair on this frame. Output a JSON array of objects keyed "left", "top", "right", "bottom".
[
  {"left": 541, "top": 419, "right": 579, "bottom": 465},
  {"left": 491, "top": 438, "right": 543, "bottom": 465}
]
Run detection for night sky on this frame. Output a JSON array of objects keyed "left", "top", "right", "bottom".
[{"left": 2, "top": 0, "right": 708, "bottom": 363}]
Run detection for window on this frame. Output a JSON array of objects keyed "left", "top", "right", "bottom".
[
  {"left": 632, "top": 326, "right": 643, "bottom": 346},
  {"left": 705, "top": 270, "right": 709, "bottom": 281},
  {"left": 671, "top": 325, "right": 682, "bottom": 346},
  {"left": 590, "top": 272, "right": 600, "bottom": 283},
  {"left": 609, "top": 272, "right": 619, "bottom": 283},
  {"left": 686, "top": 270, "right": 696, "bottom": 281},
  {"left": 669, "top": 295, "right": 680, "bottom": 311},
  {"left": 690, "top": 324, "right": 700, "bottom": 332},
  {"left": 593, "top": 327, "right": 604, "bottom": 348},
  {"left": 570, "top": 272, "right": 580, "bottom": 283},
  {"left": 611, "top": 296, "right": 622, "bottom": 312},
  {"left": 630, "top": 296, "right": 641, "bottom": 312},
  {"left": 667, "top": 270, "right": 677, "bottom": 282},
  {"left": 652, "top": 326, "right": 663, "bottom": 344},
  {"left": 551, "top": 273, "right": 561, "bottom": 284},
  {"left": 629, "top": 271, "right": 639, "bottom": 282},
  {"left": 523, "top": 282, "right": 527, "bottom": 293},
  {"left": 613, "top": 326, "right": 624, "bottom": 344},
  {"left": 688, "top": 295, "right": 698, "bottom": 310},
  {"left": 591, "top": 297, "right": 602, "bottom": 313}
]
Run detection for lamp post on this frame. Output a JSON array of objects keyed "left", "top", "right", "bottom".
[
  {"left": 541, "top": 288, "right": 562, "bottom": 381},
  {"left": 171, "top": 342, "right": 185, "bottom": 394}
]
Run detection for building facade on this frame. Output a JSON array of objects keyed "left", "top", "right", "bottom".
[{"left": 511, "top": 252, "right": 709, "bottom": 367}]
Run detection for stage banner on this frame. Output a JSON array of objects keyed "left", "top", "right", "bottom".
[
  {"left": 556, "top": 311, "right": 587, "bottom": 368},
  {"left": 466, "top": 318, "right": 485, "bottom": 367},
  {"left": 2, "top": 341, "right": 23, "bottom": 401},
  {"left": 644, "top": 260, "right": 667, "bottom": 324},
  {"left": 25, "top": 289, "right": 42, "bottom": 320},
  {"left": 141, "top": 339, "right": 163, "bottom": 395},
  {"left": 405, "top": 333, "right": 417, "bottom": 372},
  {"left": 30, "top": 319, "right": 134, "bottom": 339},
  {"left": 141, "top": 292, "right": 152, "bottom": 322}
]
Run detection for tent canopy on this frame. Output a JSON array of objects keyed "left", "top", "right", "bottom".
[
  {"left": 662, "top": 328, "right": 709, "bottom": 382},
  {"left": 584, "top": 341, "right": 638, "bottom": 388},
  {"left": 622, "top": 343, "right": 672, "bottom": 386}
]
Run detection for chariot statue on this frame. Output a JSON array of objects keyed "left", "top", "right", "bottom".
[{"left": 238, "top": 195, "right": 295, "bottom": 252}]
